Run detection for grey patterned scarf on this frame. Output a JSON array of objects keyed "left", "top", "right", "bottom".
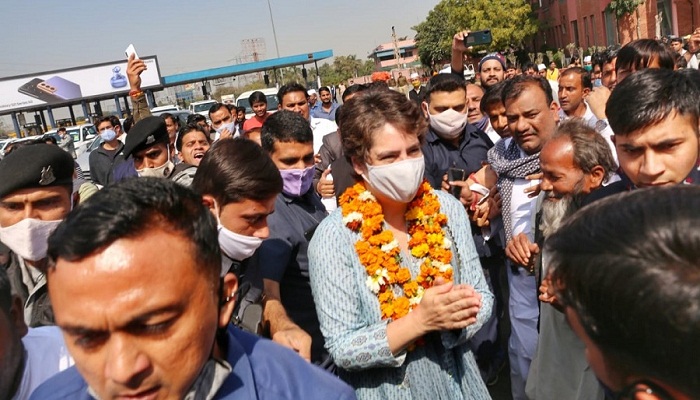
[{"left": 487, "top": 139, "right": 541, "bottom": 242}]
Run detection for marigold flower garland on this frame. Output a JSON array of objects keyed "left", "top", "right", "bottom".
[{"left": 339, "top": 180, "right": 453, "bottom": 321}]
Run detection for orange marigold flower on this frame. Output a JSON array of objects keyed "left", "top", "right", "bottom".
[
  {"left": 378, "top": 290, "right": 393, "bottom": 303},
  {"left": 380, "top": 301, "right": 394, "bottom": 319},
  {"left": 392, "top": 297, "right": 410, "bottom": 318},
  {"left": 396, "top": 267, "right": 412, "bottom": 283},
  {"left": 403, "top": 281, "right": 419, "bottom": 297}
]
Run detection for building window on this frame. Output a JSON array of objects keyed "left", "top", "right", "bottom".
[
  {"left": 591, "top": 15, "right": 596, "bottom": 46},
  {"left": 571, "top": 20, "right": 579, "bottom": 46},
  {"left": 604, "top": 10, "right": 617, "bottom": 45},
  {"left": 584, "top": 16, "right": 589, "bottom": 47}
]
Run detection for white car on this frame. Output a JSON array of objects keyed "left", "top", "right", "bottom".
[
  {"left": 46, "top": 124, "right": 98, "bottom": 157},
  {"left": 189, "top": 100, "right": 218, "bottom": 119}
]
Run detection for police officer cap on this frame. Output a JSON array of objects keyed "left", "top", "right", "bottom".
[
  {"left": 0, "top": 143, "right": 74, "bottom": 199},
  {"left": 123, "top": 116, "right": 169, "bottom": 158}
]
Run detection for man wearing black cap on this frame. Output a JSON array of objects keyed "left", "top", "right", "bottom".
[
  {"left": 114, "top": 115, "right": 197, "bottom": 182},
  {"left": 0, "top": 144, "right": 74, "bottom": 327}
]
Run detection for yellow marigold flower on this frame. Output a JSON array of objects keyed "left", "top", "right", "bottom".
[
  {"left": 411, "top": 243, "right": 430, "bottom": 259},
  {"left": 426, "top": 233, "right": 443, "bottom": 246}
]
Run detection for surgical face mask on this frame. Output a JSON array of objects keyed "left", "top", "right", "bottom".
[
  {"left": 279, "top": 165, "right": 315, "bottom": 197},
  {"left": 0, "top": 218, "right": 62, "bottom": 261},
  {"left": 216, "top": 121, "right": 236, "bottom": 134},
  {"left": 136, "top": 145, "right": 174, "bottom": 178},
  {"left": 363, "top": 156, "right": 425, "bottom": 203},
  {"left": 425, "top": 105, "right": 467, "bottom": 140},
  {"left": 593, "top": 78, "right": 602, "bottom": 88},
  {"left": 412, "top": 80, "right": 421, "bottom": 89},
  {"left": 100, "top": 129, "right": 117, "bottom": 142},
  {"left": 214, "top": 202, "right": 263, "bottom": 271},
  {"left": 583, "top": 65, "right": 593, "bottom": 72}
]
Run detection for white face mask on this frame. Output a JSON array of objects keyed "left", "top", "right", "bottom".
[
  {"left": 0, "top": 218, "right": 62, "bottom": 261},
  {"left": 136, "top": 145, "right": 174, "bottom": 178},
  {"left": 426, "top": 106, "right": 468, "bottom": 140},
  {"left": 216, "top": 122, "right": 236, "bottom": 134},
  {"left": 363, "top": 156, "right": 425, "bottom": 203},
  {"left": 214, "top": 202, "right": 263, "bottom": 275}
]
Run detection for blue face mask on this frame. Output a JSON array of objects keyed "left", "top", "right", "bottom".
[
  {"left": 593, "top": 78, "right": 603, "bottom": 88},
  {"left": 583, "top": 65, "right": 593, "bottom": 72},
  {"left": 100, "top": 129, "right": 117, "bottom": 142}
]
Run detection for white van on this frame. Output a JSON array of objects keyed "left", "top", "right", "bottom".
[
  {"left": 236, "top": 88, "right": 279, "bottom": 119},
  {"left": 189, "top": 100, "right": 219, "bottom": 119}
]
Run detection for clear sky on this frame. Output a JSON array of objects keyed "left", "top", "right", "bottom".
[{"left": 0, "top": 0, "right": 440, "bottom": 78}]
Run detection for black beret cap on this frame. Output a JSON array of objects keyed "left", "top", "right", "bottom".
[
  {"left": 123, "top": 116, "right": 169, "bottom": 158},
  {"left": 0, "top": 143, "right": 74, "bottom": 199}
]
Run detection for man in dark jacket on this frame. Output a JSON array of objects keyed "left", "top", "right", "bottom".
[
  {"left": 89, "top": 115, "right": 126, "bottom": 186},
  {"left": 0, "top": 144, "right": 74, "bottom": 327}
]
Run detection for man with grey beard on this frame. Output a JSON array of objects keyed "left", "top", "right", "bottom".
[{"left": 505, "top": 119, "right": 616, "bottom": 400}]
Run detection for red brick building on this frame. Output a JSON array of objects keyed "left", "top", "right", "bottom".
[{"left": 530, "top": 0, "right": 699, "bottom": 49}]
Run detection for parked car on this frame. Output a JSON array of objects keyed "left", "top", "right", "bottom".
[
  {"left": 151, "top": 110, "right": 194, "bottom": 127},
  {"left": 150, "top": 105, "right": 181, "bottom": 113},
  {"left": 0, "top": 138, "right": 13, "bottom": 159},
  {"left": 189, "top": 100, "right": 218, "bottom": 119},
  {"left": 45, "top": 124, "right": 98, "bottom": 157},
  {"left": 236, "top": 88, "right": 279, "bottom": 120},
  {"left": 75, "top": 136, "right": 104, "bottom": 182}
]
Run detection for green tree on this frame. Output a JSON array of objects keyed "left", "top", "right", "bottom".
[
  {"left": 413, "top": 1, "right": 457, "bottom": 67},
  {"left": 414, "top": 0, "right": 539, "bottom": 66}
]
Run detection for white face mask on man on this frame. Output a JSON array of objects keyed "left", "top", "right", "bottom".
[
  {"left": 363, "top": 156, "right": 425, "bottom": 203},
  {"left": 425, "top": 105, "right": 468, "bottom": 140},
  {"left": 0, "top": 218, "right": 62, "bottom": 261},
  {"left": 136, "top": 145, "right": 174, "bottom": 178},
  {"left": 214, "top": 202, "right": 263, "bottom": 276}
]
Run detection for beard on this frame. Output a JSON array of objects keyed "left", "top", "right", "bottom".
[{"left": 540, "top": 181, "right": 585, "bottom": 238}]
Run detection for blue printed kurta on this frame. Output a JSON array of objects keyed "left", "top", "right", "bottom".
[{"left": 308, "top": 190, "right": 493, "bottom": 400}]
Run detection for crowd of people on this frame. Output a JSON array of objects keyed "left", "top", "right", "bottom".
[{"left": 1, "top": 26, "right": 699, "bottom": 400}]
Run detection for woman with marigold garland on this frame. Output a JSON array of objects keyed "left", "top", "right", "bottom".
[{"left": 308, "top": 89, "right": 493, "bottom": 399}]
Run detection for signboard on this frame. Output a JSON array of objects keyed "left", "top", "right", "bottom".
[{"left": 0, "top": 56, "right": 162, "bottom": 113}]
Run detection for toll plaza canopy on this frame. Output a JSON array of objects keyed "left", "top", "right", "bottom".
[
  {"left": 0, "top": 49, "right": 332, "bottom": 134},
  {"left": 162, "top": 49, "right": 333, "bottom": 85}
]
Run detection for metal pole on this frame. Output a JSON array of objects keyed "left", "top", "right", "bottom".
[
  {"left": 68, "top": 105, "right": 76, "bottom": 125},
  {"left": 267, "top": 0, "right": 281, "bottom": 58},
  {"left": 114, "top": 95, "right": 123, "bottom": 117},
  {"left": 11, "top": 113, "right": 20, "bottom": 137},
  {"left": 46, "top": 106, "right": 56, "bottom": 129}
]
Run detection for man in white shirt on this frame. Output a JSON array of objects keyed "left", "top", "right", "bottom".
[
  {"left": 277, "top": 83, "right": 337, "bottom": 154},
  {"left": 486, "top": 75, "right": 559, "bottom": 400},
  {"left": 0, "top": 267, "right": 72, "bottom": 400},
  {"left": 557, "top": 67, "right": 598, "bottom": 127}
]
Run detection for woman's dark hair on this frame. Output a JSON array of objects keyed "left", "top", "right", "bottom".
[
  {"left": 547, "top": 186, "right": 700, "bottom": 398},
  {"left": 339, "top": 89, "right": 427, "bottom": 164},
  {"left": 192, "top": 138, "right": 282, "bottom": 205},
  {"left": 48, "top": 178, "right": 222, "bottom": 283},
  {"left": 176, "top": 123, "right": 210, "bottom": 152},
  {"left": 249, "top": 91, "right": 267, "bottom": 106},
  {"left": 616, "top": 39, "right": 675, "bottom": 74}
]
